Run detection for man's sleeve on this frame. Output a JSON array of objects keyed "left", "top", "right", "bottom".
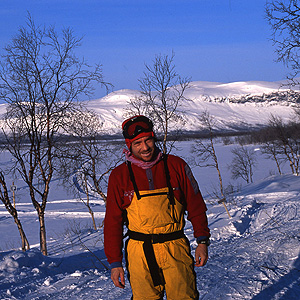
[
  {"left": 104, "top": 170, "right": 125, "bottom": 266},
  {"left": 182, "top": 163, "right": 210, "bottom": 238}
]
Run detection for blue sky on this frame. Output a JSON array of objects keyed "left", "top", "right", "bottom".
[{"left": 0, "top": 0, "right": 289, "bottom": 98}]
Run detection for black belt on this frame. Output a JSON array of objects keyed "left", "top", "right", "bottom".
[{"left": 127, "top": 229, "right": 185, "bottom": 286}]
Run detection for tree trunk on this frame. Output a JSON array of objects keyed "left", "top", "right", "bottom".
[
  {"left": 88, "top": 206, "right": 97, "bottom": 230},
  {"left": 210, "top": 134, "right": 231, "bottom": 219},
  {"left": 283, "top": 145, "right": 295, "bottom": 174},
  {"left": 273, "top": 154, "right": 282, "bottom": 175},
  {"left": 84, "top": 175, "right": 97, "bottom": 230},
  {"left": 249, "top": 164, "right": 253, "bottom": 183},
  {"left": 38, "top": 212, "right": 47, "bottom": 255},
  {"left": 14, "top": 217, "right": 30, "bottom": 251}
]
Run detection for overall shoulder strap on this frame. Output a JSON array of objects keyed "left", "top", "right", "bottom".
[
  {"left": 163, "top": 154, "right": 175, "bottom": 205},
  {"left": 127, "top": 161, "right": 141, "bottom": 200}
]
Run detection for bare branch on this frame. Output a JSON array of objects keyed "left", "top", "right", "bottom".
[
  {"left": 0, "top": 15, "right": 109, "bottom": 255},
  {"left": 126, "top": 52, "right": 191, "bottom": 153}
]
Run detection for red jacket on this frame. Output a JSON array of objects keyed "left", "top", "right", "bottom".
[{"left": 104, "top": 154, "right": 210, "bottom": 266}]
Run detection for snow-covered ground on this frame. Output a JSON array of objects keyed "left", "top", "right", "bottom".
[{"left": 0, "top": 141, "right": 299, "bottom": 299}]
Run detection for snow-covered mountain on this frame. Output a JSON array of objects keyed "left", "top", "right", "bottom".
[
  {"left": 86, "top": 80, "right": 300, "bottom": 134},
  {"left": 0, "top": 80, "right": 299, "bottom": 135}
]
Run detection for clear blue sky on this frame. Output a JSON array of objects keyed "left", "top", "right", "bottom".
[{"left": 0, "top": 0, "right": 289, "bottom": 98}]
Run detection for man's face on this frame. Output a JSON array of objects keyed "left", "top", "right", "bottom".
[{"left": 131, "top": 136, "right": 155, "bottom": 162}]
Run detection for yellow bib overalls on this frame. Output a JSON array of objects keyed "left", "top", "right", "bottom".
[{"left": 125, "top": 158, "right": 199, "bottom": 300}]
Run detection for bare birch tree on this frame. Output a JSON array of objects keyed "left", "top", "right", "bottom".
[
  {"left": 0, "top": 15, "right": 108, "bottom": 255},
  {"left": 260, "top": 140, "right": 283, "bottom": 175},
  {"left": 258, "top": 125, "right": 284, "bottom": 175},
  {"left": 58, "top": 107, "right": 122, "bottom": 227},
  {"left": 266, "top": 0, "right": 300, "bottom": 81},
  {"left": 191, "top": 110, "right": 231, "bottom": 218},
  {"left": 268, "top": 115, "right": 300, "bottom": 175},
  {"left": 230, "top": 145, "right": 257, "bottom": 184},
  {"left": 126, "top": 52, "right": 191, "bottom": 154}
]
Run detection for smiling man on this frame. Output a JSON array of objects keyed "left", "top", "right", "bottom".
[
  {"left": 131, "top": 135, "right": 155, "bottom": 161},
  {"left": 104, "top": 115, "right": 210, "bottom": 300}
]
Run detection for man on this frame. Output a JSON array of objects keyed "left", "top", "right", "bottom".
[{"left": 104, "top": 115, "right": 210, "bottom": 299}]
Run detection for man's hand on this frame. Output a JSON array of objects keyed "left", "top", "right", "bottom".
[
  {"left": 195, "top": 244, "right": 208, "bottom": 267},
  {"left": 111, "top": 267, "right": 125, "bottom": 288}
]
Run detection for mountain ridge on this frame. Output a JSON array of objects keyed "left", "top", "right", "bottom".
[
  {"left": 0, "top": 80, "right": 299, "bottom": 135},
  {"left": 85, "top": 79, "right": 299, "bottom": 134}
]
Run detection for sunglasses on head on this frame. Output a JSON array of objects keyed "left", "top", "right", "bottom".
[{"left": 122, "top": 116, "right": 153, "bottom": 139}]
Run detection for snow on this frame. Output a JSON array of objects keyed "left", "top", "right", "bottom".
[
  {"left": 1, "top": 139, "right": 300, "bottom": 299},
  {"left": 83, "top": 79, "right": 299, "bottom": 133},
  {"left": 1, "top": 79, "right": 296, "bottom": 135},
  {"left": 1, "top": 79, "right": 300, "bottom": 298},
  {"left": 185, "top": 80, "right": 287, "bottom": 99}
]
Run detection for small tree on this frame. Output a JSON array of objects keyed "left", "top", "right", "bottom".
[
  {"left": 260, "top": 140, "right": 283, "bottom": 175},
  {"left": 266, "top": 0, "right": 300, "bottom": 80},
  {"left": 126, "top": 52, "right": 190, "bottom": 154},
  {"left": 268, "top": 114, "right": 300, "bottom": 175},
  {"left": 58, "top": 106, "right": 122, "bottom": 226},
  {"left": 191, "top": 110, "right": 231, "bottom": 218},
  {"left": 81, "top": 172, "right": 97, "bottom": 230},
  {"left": 258, "top": 125, "right": 284, "bottom": 175},
  {"left": 0, "top": 171, "right": 30, "bottom": 251},
  {"left": 0, "top": 15, "right": 107, "bottom": 255},
  {"left": 230, "top": 145, "right": 257, "bottom": 184}
]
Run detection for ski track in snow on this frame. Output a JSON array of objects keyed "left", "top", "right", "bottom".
[{"left": 1, "top": 141, "right": 300, "bottom": 299}]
